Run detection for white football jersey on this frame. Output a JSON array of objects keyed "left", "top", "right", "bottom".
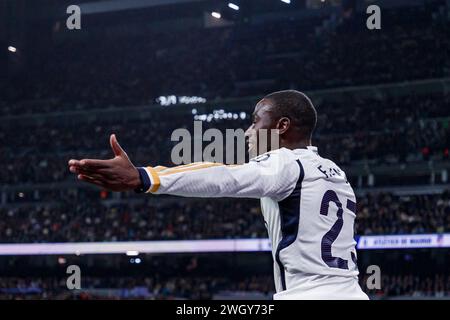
[{"left": 138, "top": 146, "right": 368, "bottom": 299}]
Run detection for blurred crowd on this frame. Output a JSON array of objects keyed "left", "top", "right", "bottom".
[
  {"left": 361, "top": 274, "right": 450, "bottom": 299},
  {"left": 0, "top": 275, "right": 273, "bottom": 300},
  {"left": 0, "top": 5, "right": 449, "bottom": 114},
  {"left": 0, "top": 196, "right": 264, "bottom": 243},
  {"left": 356, "top": 191, "right": 450, "bottom": 235},
  {"left": 2, "top": 273, "right": 450, "bottom": 300},
  {"left": 1, "top": 2, "right": 450, "bottom": 300},
  {"left": 1, "top": 91, "right": 449, "bottom": 185},
  {"left": 0, "top": 190, "right": 449, "bottom": 243}
]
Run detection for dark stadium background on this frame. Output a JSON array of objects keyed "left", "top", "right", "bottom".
[{"left": 0, "top": 0, "right": 449, "bottom": 299}]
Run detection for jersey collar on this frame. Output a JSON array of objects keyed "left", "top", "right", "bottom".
[
  {"left": 306, "top": 146, "right": 319, "bottom": 154},
  {"left": 292, "top": 146, "right": 319, "bottom": 154}
]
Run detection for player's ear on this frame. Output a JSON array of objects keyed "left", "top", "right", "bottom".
[{"left": 276, "top": 117, "right": 290, "bottom": 135}]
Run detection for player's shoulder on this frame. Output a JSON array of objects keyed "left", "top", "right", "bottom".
[
  {"left": 291, "top": 146, "right": 348, "bottom": 177},
  {"left": 250, "top": 147, "right": 298, "bottom": 164},
  {"left": 317, "top": 153, "right": 346, "bottom": 175},
  {"left": 249, "top": 148, "right": 302, "bottom": 178},
  {"left": 303, "top": 150, "right": 350, "bottom": 183}
]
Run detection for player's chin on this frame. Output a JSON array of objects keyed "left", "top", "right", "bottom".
[{"left": 248, "top": 144, "right": 257, "bottom": 158}]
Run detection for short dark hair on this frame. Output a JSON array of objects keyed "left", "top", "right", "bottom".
[{"left": 264, "top": 90, "right": 317, "bottom": 139}]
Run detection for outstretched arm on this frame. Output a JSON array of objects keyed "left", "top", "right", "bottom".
[{"left": 68, "top": 134, "right": 300, "bottom": 200}]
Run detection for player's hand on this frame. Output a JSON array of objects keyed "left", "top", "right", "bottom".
[{"left": 68, "top": 134, "right": 141, "bottom": 192}]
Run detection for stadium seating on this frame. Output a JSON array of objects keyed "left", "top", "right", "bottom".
[{"left": 1, "top": 0, "right": 449, "bottom": 300}]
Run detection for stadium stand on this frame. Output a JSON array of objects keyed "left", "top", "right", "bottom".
[{"left": 1, "top": 0, "right": 449, "bottom": 300}]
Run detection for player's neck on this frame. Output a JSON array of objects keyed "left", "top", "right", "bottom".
[{"left": 280, "top": 138, "right": 311, "bottom": 150}]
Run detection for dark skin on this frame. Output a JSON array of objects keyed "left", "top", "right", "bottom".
[
  {"left": 68, "top": 134, "right": 141, "bottom": 191},
  {"left": 245, "top": 99, "right": 311, "bottom": 154},
  {"left": 68, "top": 98, "right": 311, "bottom": 191}
]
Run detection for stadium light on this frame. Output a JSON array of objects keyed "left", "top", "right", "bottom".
[
  {"left": 228, "top": 3, "right": 239, "bottom": 10},
  {"left": 58, "top": 257, "right": 66, "bottom": 265},
  {"left": 8, "top": 46, "right": 16, "bottom": 53},
  {"left": 211, "top": 11, "right": 221, "bottom": 19},
  {"left": 281, "top": 0, "right": 291, "bottom": 4}
]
